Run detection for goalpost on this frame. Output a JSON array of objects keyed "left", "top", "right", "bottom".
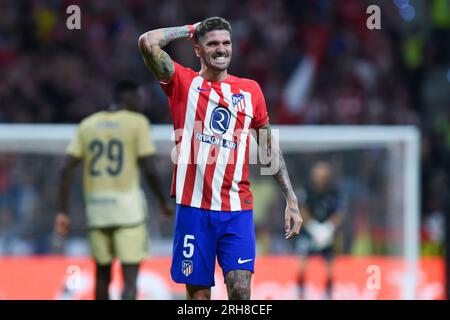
[
  {"left": 274, "top": 126, "right": 420, "bottom": 300},
  {"left": 0, "top": 124, "right": 420, "bottom": 299}
]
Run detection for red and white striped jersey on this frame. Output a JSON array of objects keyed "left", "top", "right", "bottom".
[{"left": 160, "top": 62, "right": 269, "bottom": 211}]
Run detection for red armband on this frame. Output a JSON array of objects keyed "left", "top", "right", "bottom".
[{"left": 186, "top": 24, "right": 195, "bottom": 39}]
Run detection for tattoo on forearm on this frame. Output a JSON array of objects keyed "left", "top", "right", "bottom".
[
  {"left": 274, "top": 151, "right": 297, "bottom": 204},
  {"left": 257, "top": 124, "right": 297, "bottom": 204},
  {"left": 160, "top": 27, "right": 190, "bottom": 47}
]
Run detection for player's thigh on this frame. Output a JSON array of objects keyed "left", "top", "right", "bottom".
[
  {"left": 217, "top": 210, "right": 256, "bottom": 276},
  {"left": 88, "top": 227, "right": 115, "bottom": 265},
  {"left": 113, "top": 223, "right": 148, "bottom": 264},
  {"left": 171, "top": 205, "right": 217, "bottom": 287}
]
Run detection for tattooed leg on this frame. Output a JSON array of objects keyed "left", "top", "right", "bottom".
[{"left": 225, "top": 270, "right": 252, "bottom": 300}]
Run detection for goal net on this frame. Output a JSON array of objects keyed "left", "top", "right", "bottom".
[{"left": 0, "top": 124, "right": 421, "bottom": 299}]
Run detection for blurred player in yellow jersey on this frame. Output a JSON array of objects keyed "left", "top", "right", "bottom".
[{"left": 54, "top": 80, "right": 173, "bottom": 300}]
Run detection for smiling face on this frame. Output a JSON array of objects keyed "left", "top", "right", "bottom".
[{"left": 194, "top": 29, "right": 232, "bottom": 72}]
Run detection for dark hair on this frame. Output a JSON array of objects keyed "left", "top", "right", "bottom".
[
  {"left": 114, "top": 80, "right": 139, "bottom": 102},
  {"left": 194, "top": 17, "right": 232, "bottom": 42}
]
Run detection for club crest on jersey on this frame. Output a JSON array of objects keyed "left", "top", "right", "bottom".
[
  {"left": 210, "top": 106, "right": 231, "bottom": 134},
  {"left": 182, "top": 260, "right": 193, "bottom": 277},
  {"left": 232, "top": 93, "right": 246, "bottom": 113}
]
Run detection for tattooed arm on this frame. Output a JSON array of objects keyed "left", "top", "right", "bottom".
[
  {"left": 138, "top": 23, "right": 199, "bottom": 82},
  {"left": 253, "top": 123, "right": 303, "bottom": 239}
]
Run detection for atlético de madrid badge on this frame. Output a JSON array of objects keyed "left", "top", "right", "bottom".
[
  {"left": 182, "top": 260, "right": 193, "bottom": 277},
  {"left": 231, "top": 93, "right": 246, "bottom": 113}
]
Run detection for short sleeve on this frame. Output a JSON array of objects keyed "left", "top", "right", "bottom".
[
  {"left": 137, "top": 117, "right": 156, "bottom": 157},
  {"left": 159, "top": 61, "right": 185, "bottom": 98},
  {"left": 66, "top": 126, "right": 83, "bottom": 158},
  {"left": 251, "top": 83, "right": 269, "bottom": 129}
]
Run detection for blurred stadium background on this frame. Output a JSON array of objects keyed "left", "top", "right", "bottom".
[{"left": 0, "top": 0, "right": 449, "bottom": 299}]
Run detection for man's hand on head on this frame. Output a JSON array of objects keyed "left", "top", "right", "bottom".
[{"left": 188, "top": 22, "right": 201, "bottom": 40}]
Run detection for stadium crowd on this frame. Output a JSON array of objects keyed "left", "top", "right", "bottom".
[{"left": 0, "top": 0, "right": 449, "bottom": 256}]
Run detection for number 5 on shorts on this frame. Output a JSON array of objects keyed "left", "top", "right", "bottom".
[{"left": 183, "top": 234, "right": 195, "bottom": 258}]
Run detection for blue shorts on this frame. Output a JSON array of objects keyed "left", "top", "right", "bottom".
[{"left": 170, "top": 204, "right": 256, "bottom": 287}]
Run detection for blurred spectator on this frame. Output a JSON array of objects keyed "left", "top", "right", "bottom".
[{"left": 296, "top": 161, "right": 343, "bottom": 300}]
